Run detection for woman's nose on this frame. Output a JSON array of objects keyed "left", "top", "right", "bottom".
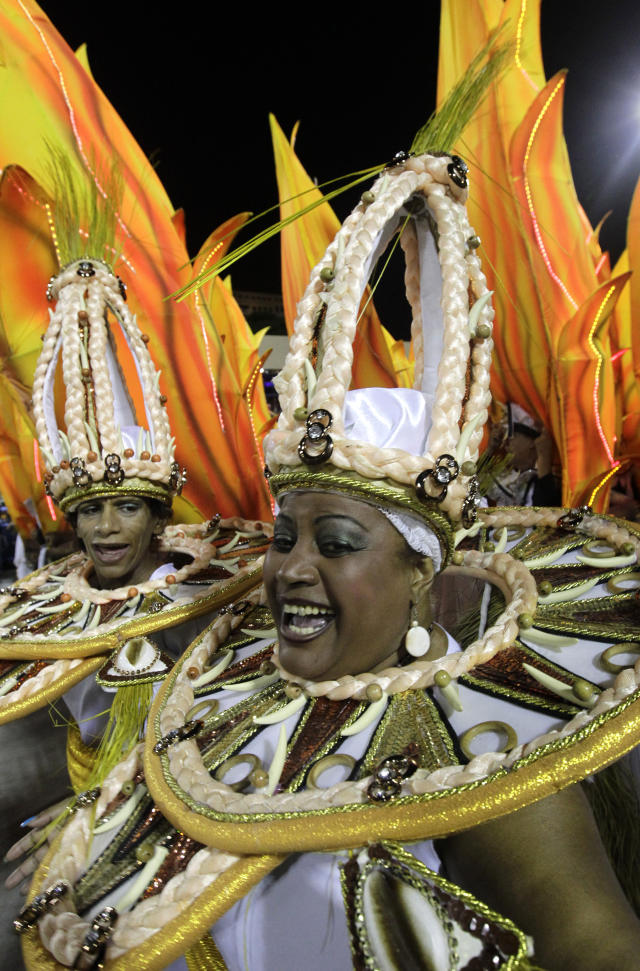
[{"left": 277, "top": 544, "right": 318, "bottom": 585}]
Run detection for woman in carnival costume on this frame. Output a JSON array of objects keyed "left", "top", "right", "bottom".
[
  {"left": 13, "top": 142, "right": 640, "bottom": 969},
  {"left": 0, "top": 177, "right": 271, "bottom": 849}
]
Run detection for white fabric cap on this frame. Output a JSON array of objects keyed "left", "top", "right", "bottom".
[
  {"left": 343, "top": 387, "right": 441, "bottom": 569},
  {"left": 377, "top": 508, "right": 442, "bottom": 571},
  {"left": 343, "top": 388, "right": 429, "bottom": 455}
]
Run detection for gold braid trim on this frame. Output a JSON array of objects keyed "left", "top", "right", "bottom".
[
  {"left": 22, "top": 847, "right": 282, "bottom": 971},
  {"left": 66, "top": 722, "right": 98, "bottom": 791},
  {"left": 0, "top": 657, "right": 103, "bottom": 725},
  {"left": 60, "top": 477, "right": 172, "bottom": 513},
  {"left": 145, "top": 683, "right": 640, "bottom": 854},
  {"left": 185, "top": 933, "right": 228, "bottom": 971},
  {"left": 269, "top": 466, "right": 454, "bottom": 565}
]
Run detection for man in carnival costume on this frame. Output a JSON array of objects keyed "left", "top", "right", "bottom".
[
  {"left": 14, "top": 113, "right": 640, "bottom": 968},
  {"left": 0, "top": 172, "right": 271, "bottom": 898}
]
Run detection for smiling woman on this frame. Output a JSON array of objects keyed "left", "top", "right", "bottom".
[
  {"left": 265, "top": 492, "right": 437, "bottom": 681},
  {"left": 15, "top": 146, "right": 640, "bottom": 970}
]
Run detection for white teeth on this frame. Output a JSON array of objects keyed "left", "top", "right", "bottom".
[{"left": 284, "top": 603, "right": 332, "bottom": 616}]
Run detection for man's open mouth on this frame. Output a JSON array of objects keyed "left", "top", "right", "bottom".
[
  {"left": 281, "top": 602, "right": 335, "bottom": 640},
  {"left": 92, "top": 544, "right": 130, "bottom": 564}
]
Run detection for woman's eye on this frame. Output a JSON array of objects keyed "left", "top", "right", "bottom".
[
  {"left": 319, "top": 540, "right": 355, "bottom": 557},
  {"left": 272, "top": 533, "right": 295, "bottom": 552}
]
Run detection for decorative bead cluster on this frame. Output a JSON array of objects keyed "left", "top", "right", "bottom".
[
  {"left": 298, "top": 409, "right": 334, "bottom": 465},
  {"left": 153, "top": 718, "right": 203, "bottom": 754},
  {"left": 104, "top": 453, "right": 125, "bottom": 486},
  {"left": 13, "top": 880, "right": 69, "bottom": 934},
  {"left": 447, "top": 155, "right": 468, "bottom": 189},
  {"left": 75, "top": 906, "right": 118, "bottom": 966},
  {"left": 169, "top": 461, "right": 188, "bottom": 494},
  {"left": 70, "top": 456, "right": 92, "bottom": 486},
  {"left": 415, "top": 453, "right": 459, "bottom": 502},
  {"left": 557, "top": 505, "right": 593, "bottom": 530},
  {"left": 462, "top": 474, "right": 482, "bottom": 528},
  {"left": 367, "top": 749, "right": 419, "bottom": 802}
]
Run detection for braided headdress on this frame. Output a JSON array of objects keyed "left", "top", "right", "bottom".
[
  {"left": 32, "top": 162, "right": 186, "bottom": 513},
  {"left": 264, "top": 151, "right": 493, "bottom": 566}
]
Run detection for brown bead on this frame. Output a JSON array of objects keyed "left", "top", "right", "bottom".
[
  {"left": 259, "top": 660, "right": 276, "bottom": 676},
  {"left": 151, "top": 454, "right": 161, "bottom": 462},
  {"left": 187, "top": 666, "right": 200, "bottom": 680},
  {"left": 141, "top": 334, "right": 150, "bottom": 343},
  {"left": 123, "top": 448, "right": 134, "bottom": 458},
  {"left": 128, "top": 587, "right": 139, "bottom": 599},
  {"left": 77, "top": 310, "right": 89, "bottom": 321},
  {"left": 60, "top": 593, "right": 72, "bottom": 603},
  {"left": 166, "top": 574, "right": 176, "bottom": 585},
  {"left": 81, "top": 368, "right": 91, "bottom": 378},
  {"left": 60, "top": 460, "right": 70, "bottom": 470},
  {"left": 140, "top": 451, "right": 151, "bottom": 460},
  {"left": 285, "top": 684, "right": 302, "bottom": 699},
  {"left": 86, "top": 451, "right": 98, "bottom": 463},
  {"left": 52, "top": 465, "right": 60, "bottom": 474},
  {"left": 160, "top": 395, "right": 167, "bottom": 404},
  {"left": 476, "top": 323, "right": 492, "bottom": 339}
]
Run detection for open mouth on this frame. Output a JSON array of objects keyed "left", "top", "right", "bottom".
[
  {"left": 92, "top": 544, "right": 130, "bottom": 564},
  {"left": 280, "top": 602, "right": 335, "bottom": 640}
]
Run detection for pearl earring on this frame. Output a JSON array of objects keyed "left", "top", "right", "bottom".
[{"left": 406, "top": 604, "right": 432, "bottom": 658}]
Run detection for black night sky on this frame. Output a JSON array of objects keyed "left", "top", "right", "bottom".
[{"left": 41, "top": 1, "right": 640, "bottom": 314}]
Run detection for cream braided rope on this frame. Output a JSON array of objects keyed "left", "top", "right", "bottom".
[
  {"left": 0, "top": 658, "right": 86, "bottom": 708},
  {"left": 265, "top": 153, "right": 495, "bottom": 523},
  {"left": 34, "top": 745, "right": 241, "bottom": 965},
  {"left": 151, "top": 547, "right": 534, "bottom": 815},
  {"left": 154, "top": 508, "right": 640, "bottom": 815},
  {"left": 33, "top": 259, "right": 175, "bottom": 505}
]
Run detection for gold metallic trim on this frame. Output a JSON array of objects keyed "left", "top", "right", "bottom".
[
  {"left": 145, "top": 684, "right": 640, "bottom": 854},
  {"left": 0, "top": 567, "right": 262, "bottom": 660},
  {"left": 60, "top": 477, "right": 172, "bottom": 513},
  {"left": 269, "top": 466, "right": 454, "bottom": 565},
  {"left": 185, "top": 933, "right": 228, "bottom": 971},
  {"left": 0, "top": 657, "right": 103, "bottom": 725},
  {"left": 22, "top": 842, "right": 282, "bottom": 971}
]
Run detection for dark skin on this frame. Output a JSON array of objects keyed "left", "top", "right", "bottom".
[
  {"left": 71, "top": 496, "right": 169, "bottom": 589},
  {"left": 443, "top": 785, "right": 640, "bottom": 970},
  {"left": 266, "top": 492, "right": 640, "bottom": 969}
]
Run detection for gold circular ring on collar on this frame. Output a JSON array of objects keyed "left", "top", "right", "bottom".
[
  {"left": 606, "top": 572, "right": 640, "bottom": 595},
  {"left": 214, "top": 753, "right": 262, "bottom": 792},
  {"left": 307, "top": 754, "right": 357, "bottom": 789},
  {"left": 459, "top": 720, "right": 518, "bottom": 761},
  {"left": 599, "top": 643, "right": 640, "bottom": 674},
  {"left": 582, "top": 539, "right": 618, "bottom": 558},
  {"left": 187, "top": 699, "right": 219, "bottom": 721}
]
